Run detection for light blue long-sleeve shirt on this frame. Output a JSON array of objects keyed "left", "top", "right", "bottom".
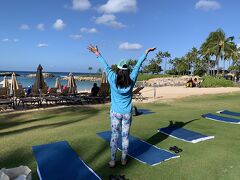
[{"left": 97, "top": 53, "right": 147, "bottom": 114}]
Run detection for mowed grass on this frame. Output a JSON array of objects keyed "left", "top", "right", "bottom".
[{"left": 0, "top": 92, "right": 240, "bottom": 180}]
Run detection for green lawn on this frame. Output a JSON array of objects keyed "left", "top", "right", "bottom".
[{"left": 0, "top": 92, "right": 240, "bottom": 180}]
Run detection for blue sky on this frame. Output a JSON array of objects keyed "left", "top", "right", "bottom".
[{"left": 0, "top": 0, "right": 240, "bottom": 73}]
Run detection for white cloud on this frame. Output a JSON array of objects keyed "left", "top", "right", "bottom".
[
  {"left": 2, "top": 38, "right": 9, "bottom": 42},
  {"left": 80, "top": 27, "right": 97, "bottom": 33},
  {"left": 195, "top": 0, "right": 221, "bottom": 10},
  {"left": 37, "top": 24, "right": 45, "bottom": 31},
  {"left": 37, "top": 43, "right": 48, "bottom": 48},
  {"left": 95, "top": 14, "right": 126, "bottom": 28},
  {"left": 69, "top": 34, "right": 82, "bottom": 40},
  {"left": 99, "top": 0, "right": 137, "bottom": 14},
  {"left": 237, "top": 43, "right": 240, "bottom": 48},
  {"left": 119, "top": 42, "right": 142, "bottom": 50},
  {"left": 19, "top": 24, "right": 30, "bottom": 30},
  {"left": 72, "top": 0, "right": 91, "bottom": 10},
  {"left": 1, "top": 38, "right": 19, "bottom": 43},
  {"left": 13, "top": 38, "right": 19, "bottom": 42},
  {"left": 53, "top": 19, "right": 66, "bottom": 30}
]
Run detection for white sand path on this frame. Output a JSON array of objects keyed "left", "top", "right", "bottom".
[{"left": 134, "top": 86, "right": 240, "bottom": 103}]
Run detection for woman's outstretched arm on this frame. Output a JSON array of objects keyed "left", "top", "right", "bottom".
[
  {"left": 130, "top": 47, "right": 156, "bottom": 82},
  {"left": 88, "top": 44, "right": 115, "bottom": 82}
]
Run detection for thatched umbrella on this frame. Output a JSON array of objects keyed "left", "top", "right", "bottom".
[
  {"left": 99, "top": 72, "right": 109, "bottom": 97},
  {"left": 2, "top": 76, "right": 9, "bottom": 88},
  {"left": 55, "top": 77, "right": 62, "bottom": 90},
  {"left": 10, "top": 72, "right": 19, "bottom": 96},
  {"left": 33, "top": 64, "right": 46, "bottom": 96},
  {"left": 101, "top": 72, "right": 108, "bottom": 83},
  {"left": 68, "top": 73, "right": 77, "bottom": 94}
]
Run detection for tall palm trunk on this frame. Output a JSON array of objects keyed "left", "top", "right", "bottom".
[
  {"left": 164, "top": 59, "right": 167, "bottom": 73},
  {"left": 208, "top": 60, "right": 211, "bottom": 75},
  {"left": 222, "top": 59, "right": 225, "bottom": 75},
  {"left": 216, "top": 55, "right": 220, "bottom": 75}
]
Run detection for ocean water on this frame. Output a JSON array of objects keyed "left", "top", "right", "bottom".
[{"left": 0, "top": 71, "right": 100, "bottom": 91}]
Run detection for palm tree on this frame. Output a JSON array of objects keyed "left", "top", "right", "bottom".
[
  {"left": 154, "top": 51, "right": 171, "bottom": 73},
  {"left": 224, "top": 44, "right": 239, "bottom": 73},
  {"left": 88, "top": 67, "right": 93, "bottom": 74},
  {"left": 163, "top": 52, "right": 171, "bottom": 73},
  {"left": 171, "top": 57, "right": 189, "bottom": 75},
  {"left": 185, "top": 47, "right": 199, "bottom": 75},
  {"left": 97, "top": 68, "right": 102, "bottom": 74},
  {"left": 229, "top": 45, "right": 240, "bottom": 66},
  {"left": 128, "top": 59, "right": 137, "bottom": 70},
  {"left": 200, "top": 29, "right": 236, "bottom": 75}
]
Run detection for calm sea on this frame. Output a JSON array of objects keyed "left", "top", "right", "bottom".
[{"left": 0, "top": 71, "right": 100, "bottom": 91}]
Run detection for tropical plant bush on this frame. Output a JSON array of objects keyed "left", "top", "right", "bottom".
[{"left": 200, "top": 76, "right": 234, "bottom": 87}]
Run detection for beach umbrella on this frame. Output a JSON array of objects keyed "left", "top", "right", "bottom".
[
  {"left": 55, "top": 77, "right": 62, "bottom": 90},
  {"left": 2, "top": 76, "right": 9, "bottom": 88},
  {"left": 33, "top": 64, "right": 46, "bottom": 96},
  {"left": 101, "top": 72, "right": 108, "bottom": 83},
  {"left": 99, "top": 72, "right": 109, "bottom": 97},
  {"left": 10, "top": 72, "right": 19, "bottom": 96},
  {"left": 67, "top": 73, "right": 77, "bottom": 94}
]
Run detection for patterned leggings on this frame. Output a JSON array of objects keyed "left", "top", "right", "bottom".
[{"left": 110, "top": 110, "right": 132, "bottom": 161}]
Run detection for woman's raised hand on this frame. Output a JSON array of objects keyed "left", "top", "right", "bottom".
[
  {"left": 145, "top": 47, "right": 156, "bottom": 54},
  {"left": 87, "top": 44, "right": 99, "bottom": 55}
]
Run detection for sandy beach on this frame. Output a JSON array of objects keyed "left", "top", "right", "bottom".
[{"left": 134, "top": 86, "right": 240, "bottom": 103}]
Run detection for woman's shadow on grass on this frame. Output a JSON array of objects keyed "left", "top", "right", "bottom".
[{"left": 124, "top": 118, "right": 199, "bottom": 165}]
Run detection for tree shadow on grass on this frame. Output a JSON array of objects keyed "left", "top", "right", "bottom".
[
  {"left": 0, "top": 106, "right": 103, "bottom": 179},
  {"left": 0, "top": 148, "right": 39, "bottom": 179},
  {"left": 0, "top": 115, "right": 56, "bottom": 131},
  {"left": 0, "top": 107, "right": 100, "bottom": 137}
]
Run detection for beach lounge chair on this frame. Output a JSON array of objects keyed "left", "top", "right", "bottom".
[
  {"left": 132, "top": 86, "right": 144, "bottom": 101},
  {"left": 56, "top": 87, "right": 85, "bottom": 104},
  {"left": 0, "top": 87, "right": 14, "bottom": 110},
  {"left": 47, "top": 87, "right": 58, "bottom": 96},
  {"left": 85, "top": 83, "right": 110, "bottom": 104},
  {"left": 98, "top": 83, "right": 110, "bottom": 97},
  {"left": 0, "top": 99, "right": 14, "bottom": 110},
  {"left": 42, "top": 87, "right": 64, "bottom": 105},
  {"left": 19, "top": 97, "right": 42, "bottom": 108},
  {"left": 60, "top": 87, "right": 70, "bottom": 96},
  {"left": 0, "top": 87, "right": 8, "bottom": 99},
  {"left": 44, "top": 96, "right": 63, "bottom": 105},
  {"left": 31, "top": 86, "right": 48, "bottom": 97}
]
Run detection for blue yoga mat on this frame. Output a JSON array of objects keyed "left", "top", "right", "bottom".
[
  {"left": 32, "top": 141, "right": 101, "bottom": 180},
  {"left": 217, "top": 110, "right": 240, "bottom": 117},
  {"left": 202, "top": 113, "right": 240, "bottom": 124},
  {"left": 158, "top": 126, "right": 214, "bottom": 143},
  {"left": 139, "top": 109, "right": 155, "bottom": 115},
  {"left": 97, "top": 131, "right": 179, "bottom": 166}
]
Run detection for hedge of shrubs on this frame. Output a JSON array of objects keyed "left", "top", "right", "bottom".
[
  {"left": 137, "top": 74, "right": 177, "bottom": 81},
  {"left": 200, "top": 76, "right": 235, "bottom": 87}
]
